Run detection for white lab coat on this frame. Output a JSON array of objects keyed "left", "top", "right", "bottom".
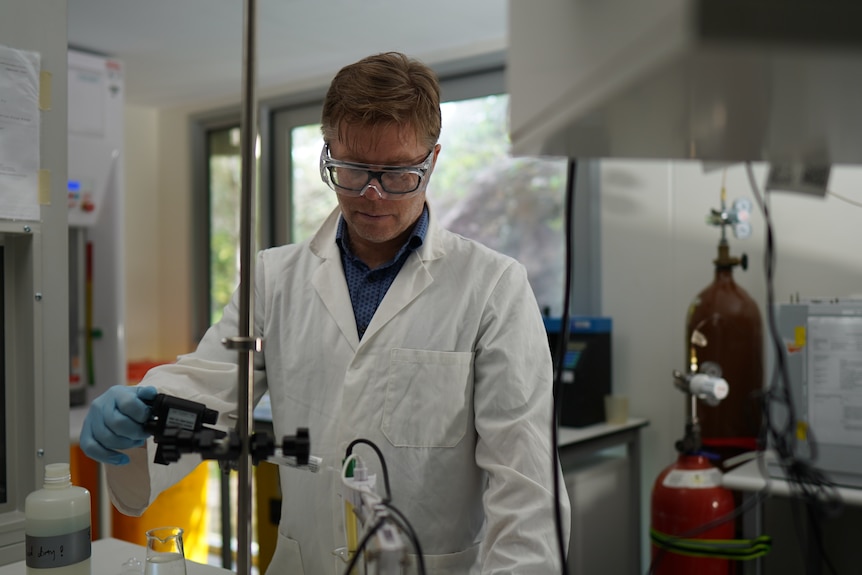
[{"left": 107, "top": 206, "right": 570, "bottom": 574}]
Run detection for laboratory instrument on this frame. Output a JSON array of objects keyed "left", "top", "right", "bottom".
[
  {"left": 768, "top": 299, "right": 862, "bottom": 488},
  {"left": 544, "top": 316, "right": 612, "bottom": 427},
  {"left": 339, "top": 440, "right": 424, "bottom": 575}
]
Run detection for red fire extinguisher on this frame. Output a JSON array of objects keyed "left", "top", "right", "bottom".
[
  {"left": 650, "top": 368, "right": 736, "bottom": 574},
  {"left": 650, "top": 371, "right": 770, "bottom": 574},
  {"left": 651, "top": 453, "right": 736, "bottom": 574}
]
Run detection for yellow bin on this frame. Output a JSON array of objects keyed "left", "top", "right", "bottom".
[
  {"left": 111, "top": 463, "right": 211, "bottom": 563},
  {"left": 109, "top": 361, "right": 210, "bottom": 563},
  {"left": 255, "top": 461, "right": 281, "bottom": 574}
]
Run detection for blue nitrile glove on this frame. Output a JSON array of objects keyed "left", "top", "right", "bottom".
[{"left": 79, "top": 385, "right": 158, "bottom": 465}]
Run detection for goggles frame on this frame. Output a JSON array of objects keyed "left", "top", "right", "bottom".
[{"left": 319, "top": 144, "right": 434, "bottom": 198}]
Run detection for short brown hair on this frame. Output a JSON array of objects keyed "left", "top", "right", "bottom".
[{"left": 321, "top": 52, "right": 441, "bottom": 150}]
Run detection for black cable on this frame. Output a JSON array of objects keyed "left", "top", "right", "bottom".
[
  {"left": 810, "top": 503, "right": 841, "bottom": 575},
  {"left": 551, "top": 158, "right": 576, "bottom": 574},
  {"left": 344, "top": 438, "right": 427, "bottom": 573},
  {"left": 744, "top": 163, "right": 843, "bottom": 573},
  {"left": 346, "top": 437, "right": 392, "bottom": 501},
  {"left": 384, "top": 501, "right": 428, "bottom": 575}
]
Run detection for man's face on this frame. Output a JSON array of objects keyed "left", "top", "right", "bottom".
[{"left": 329, "top": 124, "right": 440, "bottom": 265}]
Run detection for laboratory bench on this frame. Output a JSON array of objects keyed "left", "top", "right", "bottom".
[
  {"left": 0, "top": 537, "right": 232, "bottom": 574},
  {"left": 723, "top": 456, "right": 862, "bottom": 505}
]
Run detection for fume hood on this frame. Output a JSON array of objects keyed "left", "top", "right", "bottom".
[{"left": 509, "top": 0, "right": 862, "bottom": 164}]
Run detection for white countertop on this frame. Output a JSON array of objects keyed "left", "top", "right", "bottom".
[
  {"left": 0, "top": 538, "right": 232, "bottom": 574},
  {"left": 558, "top": 417, "right": 649, "bottom": 446},
  {"left": 722, "top": 454, "right": 862, "bottom": 507}
]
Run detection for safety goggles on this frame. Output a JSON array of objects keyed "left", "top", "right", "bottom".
[{"left": 319, "top": 144, "right": 434, "bottom": 199}]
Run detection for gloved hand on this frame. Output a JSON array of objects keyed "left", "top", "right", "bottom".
[{"left": 79, "top": 385, "right": 158, "bottom": 465}]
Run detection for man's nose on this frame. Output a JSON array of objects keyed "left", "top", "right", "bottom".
[{"left": 359, "top": 181, "right": 384, "bottom": 200}]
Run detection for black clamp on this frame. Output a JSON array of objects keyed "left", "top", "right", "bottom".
[{"left": 143, "top": 392, "right": 311, "bottom": 468}]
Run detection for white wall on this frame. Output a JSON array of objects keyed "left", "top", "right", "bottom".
[
  {"left": 152, "top": 105, "right": 195, "bottom": 359},
  {"left": 124, "top": 105, "right": 161, "bottom": 360},
  {"left": 602, "top": 159, "right": 862, "bottom": 558}
]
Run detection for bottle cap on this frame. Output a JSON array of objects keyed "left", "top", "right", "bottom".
[{"left": 44, "top": 462, "right": 72, "bottom": 484}]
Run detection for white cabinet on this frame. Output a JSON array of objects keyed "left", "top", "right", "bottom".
[
  {"left": 558, "top": 420, "right": 648, "bottom": 573},
  {"left": 565, "top": 454, "right": 633, "bottom": 575}
]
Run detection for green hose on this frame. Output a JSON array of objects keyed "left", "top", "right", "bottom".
[{"left": 650, "top": 527, "right": 772, "bottom": 561}]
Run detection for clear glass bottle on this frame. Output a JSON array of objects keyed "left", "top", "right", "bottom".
[{"left": 25, "top": 463, "right": 92, "bottom": 574}]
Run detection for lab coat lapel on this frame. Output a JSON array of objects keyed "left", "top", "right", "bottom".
[
  {"left": 310, "top": 208, "right": 360, "bottom": 351},
  {"left": 359, "top": 253, "right": 432, "bottom": 345},
  {"left": 312, "top": 257, "right": 360, "bottom": 351},
  {"left": 359, "top": 208, "right": 447, "bottom": 344}
]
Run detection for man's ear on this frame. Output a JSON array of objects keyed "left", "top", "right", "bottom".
[{"left": 431, "top": 143, "right": 442, "bottom": 171}]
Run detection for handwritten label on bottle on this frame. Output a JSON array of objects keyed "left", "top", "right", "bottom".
[{"left": 25, "top": 527, "right": 91, "bottom": 568}]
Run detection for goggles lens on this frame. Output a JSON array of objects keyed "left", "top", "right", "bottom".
[{"left": 320, "top": 145, "right": 433, "bottom": 197}]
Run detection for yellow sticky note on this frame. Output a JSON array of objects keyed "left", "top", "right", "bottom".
[
  {"left": 796, "top": 420, "right": 808, "bottom": 441},
  {"left": 38, "top": 170, "right": 51, "bottom": 205},
  {"left": 39, "top": 71, "right": 53, "bottom": 111},
  {"left": 794, "top": 326, "right": 806, "bottom": 347}
]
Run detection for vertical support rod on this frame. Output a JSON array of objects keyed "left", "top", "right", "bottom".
[
  {"left": 220, "top": 468, "right": 233, "bottom": 569},
  {"left": 236, "top": 1, "right": 257, "bottom": 574}
]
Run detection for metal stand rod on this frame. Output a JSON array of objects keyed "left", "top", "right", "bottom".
[
  {"left": 235, "top": 1, "right": 257, "bottom": 574},
  {"left": 220, "top": 468, "right": 233, "bottom": 569}
]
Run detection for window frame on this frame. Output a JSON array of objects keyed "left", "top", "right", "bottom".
[{"left": 190, "top": 109, "right": 243, "bottom": 343}]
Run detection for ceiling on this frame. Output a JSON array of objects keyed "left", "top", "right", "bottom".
[{"left": 67, "top": 0, "right": 509, "bottom": 109}]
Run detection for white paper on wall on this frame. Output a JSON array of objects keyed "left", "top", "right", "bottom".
[{"left": 0, "top": 44, "right": 40, "bottom": 221}]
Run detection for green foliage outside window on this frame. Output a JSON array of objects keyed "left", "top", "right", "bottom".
[{"left": 208, "top": 154, "right": 241, "bottom": 324}]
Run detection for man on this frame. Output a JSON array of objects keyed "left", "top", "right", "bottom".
[{"left": 81, "top": 52, "right": 569, "bottom": 574}]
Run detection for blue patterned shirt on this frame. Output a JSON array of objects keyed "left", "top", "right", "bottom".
[{"left": 336, "top": 206, "right": 429, "bottom": 339}]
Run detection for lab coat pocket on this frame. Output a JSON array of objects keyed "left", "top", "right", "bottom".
[
  {"left": 267, "top": 529, "right": 305, "bottom": 575},
  {"left": 417, "top": 542, "right": 480, "bottom": 574},
  {"left": 382, "top": 348, "right": 473, "bottom": 448}
]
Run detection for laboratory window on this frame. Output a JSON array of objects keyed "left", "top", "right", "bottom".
[{"left": 206, "top": 126, "right": 242, "bottom": 325}]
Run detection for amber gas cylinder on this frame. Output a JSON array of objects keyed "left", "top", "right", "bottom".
[{"left": 686, "top": 240, "right": 763, "bottom": 460}]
